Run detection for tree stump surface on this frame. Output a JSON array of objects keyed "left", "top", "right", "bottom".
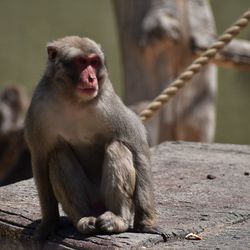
[{"left": 0, "top": 141, "right": 250, "bottom": 249}]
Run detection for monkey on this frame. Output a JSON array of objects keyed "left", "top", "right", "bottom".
[
  {"left": 25, "top": 36, "right": 166, "bottom": 242},
  {"left": 0, "top": 85, "right": 29, "bottom": 129},
  {"left": 0, "top": 85, "right": 31, "bottom": 183}
]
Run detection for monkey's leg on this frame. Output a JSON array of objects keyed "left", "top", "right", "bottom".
[
  {"left": 32, "top": 156, "right": 60, "bottom": 241},
  {"left": 133, "top": 151, "right": 156, "bottom": 232},
  {"left": 49, "top": 143, "right": 98, "bottom": 235},
  {"left": 97, "top": 141, "right": 136, "bottom": 233}
]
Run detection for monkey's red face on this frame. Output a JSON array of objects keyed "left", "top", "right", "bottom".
[
  {"left": 47, "top": 37, "right": 107, "bottom": 103},
  {"left": 73, "top": 54, "right": 100, "bottom": 101}
]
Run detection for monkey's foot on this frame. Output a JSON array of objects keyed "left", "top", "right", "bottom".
[
  {"left": 34, "top": 219, "right": 59, "bottom": 241},
  {"left": 77, "top": 216, "right": 97, "bottom": 234},
  {"left": 96, "top": 211, "right": 128, "bottom": 233},
  {"left": 134, "top": 226, "right": 168, "bottom": 242}
]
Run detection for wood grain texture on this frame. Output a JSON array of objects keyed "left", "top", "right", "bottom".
[{"left": 1, "top": 142, "right": 250, "bottom": 249}]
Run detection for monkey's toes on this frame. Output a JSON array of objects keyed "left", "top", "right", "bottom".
[
  {"left": 77, "top": 216, "right": 97, "bottom": 234},
  {"left": 96, "top": 211, "right": 129, "bottom": 233},
  {"left": 96, "top": 211, "right": 117, "bottom": 233}
]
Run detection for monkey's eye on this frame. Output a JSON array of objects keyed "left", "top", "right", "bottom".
[
  {"left": 77, "top": 58, "right": 88, "bottom": 67},
  {"left": 90, "top": 58, "right": 100, "bottom": 67},
  {"left": 73, "top": 57, "right": 88, "bottom": 69},
  {"left": 74, "top": 56, "right": 100, "bottom": 69}
]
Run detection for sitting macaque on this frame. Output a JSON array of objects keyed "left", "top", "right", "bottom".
[{"left": 25, "top": 36, "right": 164, "bottom": 241}]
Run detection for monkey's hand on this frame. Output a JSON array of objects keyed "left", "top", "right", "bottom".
[
  {"left": 77, "top": 216, "right": 97, "bottom": 235},
  {"left": 34, "top": 219, "right": 59, "bottom": 241}
]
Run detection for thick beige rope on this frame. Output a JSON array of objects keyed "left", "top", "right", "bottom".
[{"left": 139, "top": 9, "right": 250, "bottom": 122}]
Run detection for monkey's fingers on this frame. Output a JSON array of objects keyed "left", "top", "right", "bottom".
[
  {"left": 142, "top": 227, "right": 168, "bottom": 242},
  {"left": 131, "top": 227, "right": 168, "bottom": 242},
  {"left": 77, "top": 217, "right": 97, "bottom": 235}
]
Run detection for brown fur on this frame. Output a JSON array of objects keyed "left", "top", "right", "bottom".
[
  {"left": 0, "top": 85, "right": 30, "bottom": 182},
  {"left": 25, "top": 36, "right": 156, "bottom": 240}
]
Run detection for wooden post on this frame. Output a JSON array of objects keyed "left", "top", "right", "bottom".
[{"left": 113, "top": 0, "right": 217, "bottom": 145}]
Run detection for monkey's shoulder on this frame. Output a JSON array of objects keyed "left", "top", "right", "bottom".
[{"left": 107, "top": 99, "right": 148, "bottom": 148}]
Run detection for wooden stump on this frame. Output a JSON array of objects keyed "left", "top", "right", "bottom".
[{"left": 0, "top": 142, "right": 250, "bottom": 249}]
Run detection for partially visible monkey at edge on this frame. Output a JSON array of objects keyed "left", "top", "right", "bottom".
[{"left": 25, "top": 36, "right": 165, "bottom": 241}]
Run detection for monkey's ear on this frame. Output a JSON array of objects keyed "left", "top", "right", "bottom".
[
  {"left": 97, "top": 44, "right": 106, "bottom": 65},
  {"left": 47, "top": 45, "right": 58, "bottom": 62},
  {"left": 98, "top": 44, "right": 104, "bottom": 54}
]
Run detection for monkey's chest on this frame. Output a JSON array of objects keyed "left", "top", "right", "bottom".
[
  {"left": 60, "top": 123, "right": 104, "bottom": 145},
  {"left": 73, "top": 142, "right": 105, "bottom": 179},
  {"left": 47, "top": 105, "right": 110, "bottom": 177},
  {"left": 47, "top": 104, "right": 112, "bottom": 146}
]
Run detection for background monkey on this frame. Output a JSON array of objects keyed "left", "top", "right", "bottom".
[
  {"left": 0, "top": 85, "right": 31, "bottom": 186},
  {"left": 25, "top": 36, "right": 162, "bottom": 241},
  {"left": 0, "top": 85, "right": 29, "bottom": 132}
]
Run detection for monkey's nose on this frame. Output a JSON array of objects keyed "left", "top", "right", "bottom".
[{"left": 88, "top": 75, "right": 95, "bottom": 82}]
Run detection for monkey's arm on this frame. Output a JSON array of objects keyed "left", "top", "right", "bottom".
[
  {"left": 133, "top": 151, "right": 167, "bottom": 241},
  {"left": 133, "top": 151, "right": 156, "bottom": 231},
  {"left": 31, "top": 155, "right": 59, "bottom": 241},
  {"left": 98, "top": 140, "right": 136, "bottom": 233}
]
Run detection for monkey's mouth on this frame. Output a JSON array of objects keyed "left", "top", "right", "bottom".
[{"left": 76, "top": 83, "right": 98, "bottom": 96}]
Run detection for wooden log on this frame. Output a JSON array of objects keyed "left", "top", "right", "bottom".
[
  {"left": 193, "top": 39, "right": 250, "bottom": 71},
  {"left": 113, "top": 0, "right": 217, "bottom": 145},
  {"left": 0, "top": 142, "right": 250, "bottom": 249}
]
